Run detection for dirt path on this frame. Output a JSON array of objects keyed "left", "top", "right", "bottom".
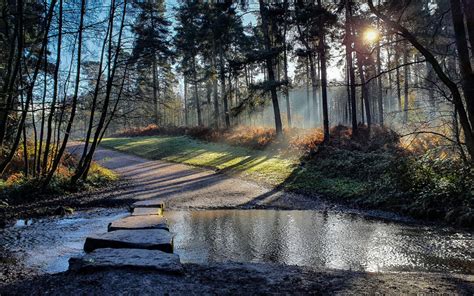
[
  {"left": 68, "top": 142, "right": 329, "bottom": 211},
  {"left": 3, "top": 262, "right": 474, "bottom": 295}
]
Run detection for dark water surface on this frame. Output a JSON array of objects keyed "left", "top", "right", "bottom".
[{"left": 1, "top": 209, "right": 473, "bottom": 274}]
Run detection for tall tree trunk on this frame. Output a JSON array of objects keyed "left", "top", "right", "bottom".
[
  {"left": 450, "top": 0, "right": 474, "bottom": 125},
  {"left": 42, "top": 0, "right": 85, "bottom": 188},
  {"left": 403, "top": 43, "right": 409, "bottom": 124},
  {"left": 212, "top": 54, "right": 219, "bottom": 128},
  {"left": 461, "top": 0, "right": 474, "bottom": 52},
  {"left": 0, "top": 1, "right": 23, "bottom": 147},
  {"left": 356, "top": 53, "right": 371, "bottom": 134},
  {"left": 42, "top": 0, "right": 63, "bottom": 175},
  {"left": 317, "top": 8, "right": 329, "bottom": 142},
  {"left": 306, "top": 57, "right": 311, "bottom": 127},
  {"left": 184, "top": 76, "right": 188, "bottom": 126},
  {"left": 395, "top": 49, "right": 402, "bottom": 112},
  {"left": 376, "top": 12, "right": 383, "bottom": 125},
  {"left": 283, "top": 36, "right": 291, "bottom": 128},
  {"left": 219, "top": 47, "right": 230, "bottom": 128},
  {"left": 345, "top": 0, "right": 357, "bottom": 135},
  {"left": 283, "top": 1, "right": 291, "bottom": 128},
  {"left": 36, "top": 46, "right": 48, "bottom": 175},
  {"left": 152, "top": 55, "right": 159, "bottom": 125},
  {"left": 259, "top": 0, "right": 283, "bottom": 135},
  {"left": 192, "top": 56, "right": 202, "bottom": 126}
]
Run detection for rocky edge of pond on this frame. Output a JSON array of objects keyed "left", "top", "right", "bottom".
[{"left": 2, "top": 261, "right": 474, "bottom": 295}]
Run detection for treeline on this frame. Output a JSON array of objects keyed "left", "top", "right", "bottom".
[
  {"left": 0, "top": 0, "right": 473, "bottom": 190},
  {"left": 172, "top": 0, "right": 474, "bottom": 161}
]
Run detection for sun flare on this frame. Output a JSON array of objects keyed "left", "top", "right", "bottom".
[{"left": 364, "top": 28, "right": 379, "bottom": 43}]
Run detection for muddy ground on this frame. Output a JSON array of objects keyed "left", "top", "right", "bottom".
[{"left": 2, "top": 262, "right": 474, "bottom": 295}]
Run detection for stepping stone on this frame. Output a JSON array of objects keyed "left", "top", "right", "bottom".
[
  {"left": 131, "top": 207, "right": 163, "bottom": 216},
  {"left": 132, "top": 199, "right": 165, "bottom": 210},
  {"left": 108, "top": 215, "right": 169, "bottom": 232},
  {"left": 69, "top": 248, "right": 183, "bottom": 274},
  {"left": 84, "top": 229, "right": 174, "bottom": 253}
]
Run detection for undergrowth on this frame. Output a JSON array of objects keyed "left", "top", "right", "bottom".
[{"left": 0, "top": 148, "right": 118, "bottom": 203}]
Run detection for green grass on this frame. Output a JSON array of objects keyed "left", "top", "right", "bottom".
[{"left": 100, "top": 136, "right": 370, "bottom": 199}]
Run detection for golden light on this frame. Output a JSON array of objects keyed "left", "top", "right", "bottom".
[{"left": 363, "top": 28, "right": 379, "bottom": 44}]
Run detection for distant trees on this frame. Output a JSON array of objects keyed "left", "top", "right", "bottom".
[
  {"left": 175, "top": 0, "right": 248, "bottom": 129},
  {"left": 131, "top": 0, "right": 173, "bottom": 126},
  {"left": 368, "top": 0, "right": 474, "bottom": 159}
]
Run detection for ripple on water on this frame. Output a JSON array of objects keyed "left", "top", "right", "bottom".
[{"left": 165, "top": 210, "right": 474, "bottom": 274}]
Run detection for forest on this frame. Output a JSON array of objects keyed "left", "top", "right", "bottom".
[{"left": 1, "top": 0, "right": 474, "bottom": 294}]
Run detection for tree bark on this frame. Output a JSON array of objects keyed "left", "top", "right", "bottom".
[
  {"left": 450, "top": 0, "right": 474, "bottom": 126},
  {"left": 317, "top": 9, "right": 329, "bottom": 142},
  {"left": 345, "top": 0, "right": 357, "bottom": 135},
  {"left": 356, "top": 52, "right": 371, "bottom": 134},
  {"left": 192, "top": 55, "right": 202, "bottom": 126},
  {"left": 403, "top": 42, "right": 409, "bottom": 124},
  {"left": 219, "top": 47, "right": 230, "bottom": 128},
  {"left": 42, "top": 0, "right": 63, "bottom": 175},
  {"left": 259, "top": 0, "right": 283, "bottom": 135}
]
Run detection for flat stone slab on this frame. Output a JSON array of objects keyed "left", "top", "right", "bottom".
[
  {"left": 69, "top": 248, "right": 183, "bottom": 274},
  {"left": 108, "top": 215, "right": 169, "bottom": 232},
  {"left": 84, "top": 229, "right": 174, "bottom": 253},
  {"left": 131, "top": 207, "right": 163, "bottom": 216},
  {"left": 132, "top": 199, "right": 165, "bottom": 209}
]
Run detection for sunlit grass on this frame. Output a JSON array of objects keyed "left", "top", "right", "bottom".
[
  {"left": 101, "top": 136, "right": 297, "bottom": 186},
  {"left": 100, "top": 135, "right": 369, "bottom": 198}
]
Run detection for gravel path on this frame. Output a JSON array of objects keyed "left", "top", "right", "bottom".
[{"left": 67, "top": 142, "right": 330, "bottom": 211}]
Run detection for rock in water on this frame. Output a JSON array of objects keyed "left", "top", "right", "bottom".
[
  {"left": 83, "top": 229, "right": 174, "bottom": 253},
  {"left": 132, "top": 199, "right": 165, "bottom": 210},
  {"left": 69, "top": 248, "right": 183, "bottom": 274},
  {"left": 131, "top": 207, "right": 163, "bottom": 216},
  {"left": 108, "top": 215, "right": 169, "bottom": 232}
]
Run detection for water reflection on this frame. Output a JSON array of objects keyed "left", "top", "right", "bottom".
[
  {"left": 1, "top": 209, "right": 472, "bottom": 274},
  {"left": 167, "top": 210, "right": 474, "bottom": 274}
]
